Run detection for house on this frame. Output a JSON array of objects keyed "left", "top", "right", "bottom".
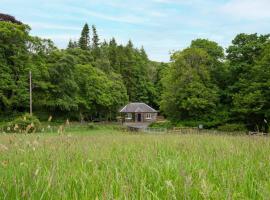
[{"left": 119, "top": 103, "right": 158, "bottom": 127}]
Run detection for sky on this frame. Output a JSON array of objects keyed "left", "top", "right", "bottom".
[{"left": 1, "top": 0, "right": 270, "bottom": 62}]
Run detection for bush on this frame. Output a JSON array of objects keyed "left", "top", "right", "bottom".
[
  {"left": 217, "top": 123, "right": 247, "bottom": 132},
  {"left": 87, "top": 123, "right": 97, "bottom": 130},
  {"left": 149, "top": 121, "right": 174, "bottom": 129},
  {"left": 175, "top": 120, "right": 225, "bottom": 129},
  {"left": 1, "top": 114, "right": 41, "bottom": 133}
]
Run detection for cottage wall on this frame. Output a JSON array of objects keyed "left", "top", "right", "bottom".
[
  {"left": 123, "top": 112, "right": 157, "bottom": 123},
  {"left": 142, "top": 113, "right": 157, "bottom": 123}
]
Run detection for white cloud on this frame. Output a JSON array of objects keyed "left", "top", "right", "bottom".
[{"left": 220, "top": 0, "right": 270, "bottom": 20}]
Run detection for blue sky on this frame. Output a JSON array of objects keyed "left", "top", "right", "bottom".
[{"left": 2, "top": 0, "right": 270, "bottom": 61}]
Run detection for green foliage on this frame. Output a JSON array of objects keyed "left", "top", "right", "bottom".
[
  {"left": 87, "top": 122, "right": 97, "bottom": 130},
  {"left": 191, "top": 38, "right": 224, "bottom": 60},
  {"left": 67, "top": 39, "right": 77, "bottom": 49},
  {"left": 78, "top": 23, "right": 90, "bottom": 50},
  {"left": 1, "top": 113, "right": 41, "bottom": 133},
  {"left": 1, "top": 18, "right": 270, "bottom": 131},
  {"left": 149, "top": 121, "right": 173, "bottom": 129},
  {"left": 227, "top": 34, "right": 270, "bottom": 132},
  {"left": 161, "top": 47, "right": 219, "bottom": 120},
  {"left": 217, "top": 123, "right": 247, "bottom": 132},
  {"left": 0, "top": 22, "right": 31, "bottom": 112}
]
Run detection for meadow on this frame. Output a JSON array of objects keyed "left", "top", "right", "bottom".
[{"left": 1, "top": 126, "right": 270, "bottom": 199}]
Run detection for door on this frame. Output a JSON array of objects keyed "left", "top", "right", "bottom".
[{"left": 137, "top": 113, "right": 142, "bottom": 122}]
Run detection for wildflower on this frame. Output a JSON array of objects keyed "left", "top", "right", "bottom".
[
  {"left": 0, "top": 144, "right": 8, "bottom": 151},
  {"left": 14, "top": 124, "right": 19, "bottom": 131},
  {"left": 25, "top": 125, "right": 32, "bottom": 133},
  {"left": 48, "top": 115, "right": 52, "bottom": 122},
  {"left": 165, "top": 180, "right": 174, "bottom": 188},
  {"left": 58, "top": 125, "right": 64, "bottom": 134},
  {"left": 7, "top": 127, "right": 10, "bottom": 131}
]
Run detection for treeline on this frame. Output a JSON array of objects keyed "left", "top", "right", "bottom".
[
  {"left": 0, "top": 15, "right": 161, "bottom": 121},
  {"left": 161, "top": 36, "right": 270, "bottom": 132},
  {"left": 0, "top": 14, "right": 269, "bottom": 131}
]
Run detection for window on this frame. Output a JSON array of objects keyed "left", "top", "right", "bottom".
[
  {"left": 126, "top": 113, "right": 132, "bottom": 119},
  {"left": 146, "top": 113, "right": 152, "bottom": 119}
]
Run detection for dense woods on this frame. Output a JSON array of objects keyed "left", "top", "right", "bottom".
[{"left": 0, "top": 14, "right": 269, "bottom": 131}]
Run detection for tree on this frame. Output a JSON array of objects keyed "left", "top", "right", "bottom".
[
  {"left": 74, "top": 64, "right": 128, "bottom": 120},
  {"left": 232, "top": 43, "right": 270, "bottom": 132},
  {"left": 91, "top": 25, "right": 101, "bottom": 59},
  {"left": 226, "top": 33, "right": 270, "bottom": 84},
  {"left": 67, "top": 39, "right": 77, "bottom": 49},
  {"left": 0, "top": 22, "right": 31, "bottom": 113},
  {"left": 78, "top": 23, "right": 90, "bottom": 50},
  {"left": 190, "top": 39, "right": 228, "bottom": 88},
  {"left": 108, "top": 38, "right": 119, "bottom": 72},
  {"left": 191, "top": 39, "right": 224, "bottom": 60},
  {"left": 0, "top": 13, "right": 22, "bottom": 24},
  {"left": 160, "top": 48, "right": 219, "bottom": 121},
  {"left": 46, "top": 51, "right": 79, "bottom": 112},
  {"left": 140, "top": 46, "right": 148, "bottom": 60},
  {"left": 92, "top": 25, "right": 99, "bottom": 49}
]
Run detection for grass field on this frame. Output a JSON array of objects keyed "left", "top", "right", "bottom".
[{"left": 1, "top": 126, "right": 270, "bottom": 199}]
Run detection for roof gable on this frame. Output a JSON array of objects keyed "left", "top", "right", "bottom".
[{"left": 120, "top": 103, "right": 157, "bottom": 113}]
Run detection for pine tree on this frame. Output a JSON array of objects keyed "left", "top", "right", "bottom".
[
  {"left": 78, "top": 23, "right": 90, "bottom": 50},
  {"left": 67, "top": 39, "right": 77, "bottom": 49},
  {"left": 127, "top": 40, "right": 133, "bottom": 48},
  {"left": 140, "top": 46, "right": 148, "bottom": 60},
  {"left": 92, "top": 25, "right": 100, "bottom": 59},
  {"left": 92, "top": 25, "right": 99, "bottom": 49},
  {"left": 109, "top": 38, "right": 117, "bottom": 47}
]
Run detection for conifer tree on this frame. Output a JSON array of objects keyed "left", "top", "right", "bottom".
[
  {"left": 140, "top": 46, "right": 148, "bottom": 60},
  {"left": 127, "top": 40, "right": 133, "bottom": 49},
  {"left": 67, "top": 39, "right": 77, "bottom": 49},
  {"left": 78, "top": 23, "right": 90, "bottom": 50},
  {"left": 92, "top": 25, "right": 99, "bottom": 49},
  {"left": 91, "top": 25, "right": 100, "bottom": 59}
]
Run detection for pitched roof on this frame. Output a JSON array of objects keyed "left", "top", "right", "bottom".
[{"left": 119, "top": 103, "right": 158, "bottom": 113}]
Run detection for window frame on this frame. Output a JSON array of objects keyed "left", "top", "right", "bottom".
[
  {"left": 126, "top": 113, "right": 132, "bottom": 120},
  {"left": 145, "top": 113, "right": 152, "bottom": 119}
]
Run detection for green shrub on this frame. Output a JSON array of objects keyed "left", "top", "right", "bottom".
[
  {"left": 87, "top": 123, "right": 97, "bottom": 130},
  {"left": 1, "top": 113, "right": 41, "bottom": 133},
  {"left": 175, "top": 120, "right": 224, "bottom": 129},
  {"left": 149, "top": 121, "right": 174, "bottom": 129},
  {"left": 217, "top": 123, "right": 247, "bottom": 132}
]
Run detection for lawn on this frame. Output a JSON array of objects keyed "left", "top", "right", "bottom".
[{"left": 1, "top": 126, "right": 270, "bottom": 199}]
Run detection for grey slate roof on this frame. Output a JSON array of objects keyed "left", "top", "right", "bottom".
[{"left": 119, "top": 103, "right": 158, "bottom": 113}]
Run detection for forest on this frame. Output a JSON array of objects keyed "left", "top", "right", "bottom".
[{"left": 0, "top": 14, "right": 269, "bottom": 132}]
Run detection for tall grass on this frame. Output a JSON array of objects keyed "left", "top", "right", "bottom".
[{"left": 1, "top": 129, "right": 270, "bottom": 199}]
